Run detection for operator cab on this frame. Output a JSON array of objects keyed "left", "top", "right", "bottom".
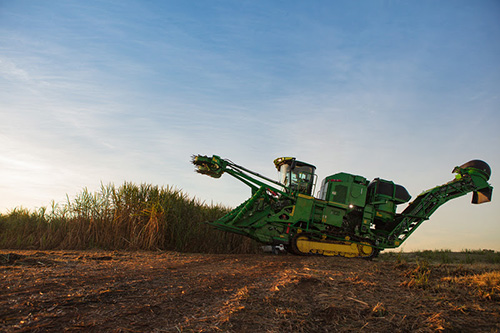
[{"left": 274, "top": 157, "right": 316, "bottom": 196}]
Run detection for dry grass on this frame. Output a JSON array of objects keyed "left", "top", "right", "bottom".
[
  {"left": 400, "top": 260, "right": 432, "bottom": 289},
  {"left": 442, "top": 271, "right": 500, "bottom": 300}
]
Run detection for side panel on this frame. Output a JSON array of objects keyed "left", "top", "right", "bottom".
[
  {"left": 322, "top": 173, "right": 368, "bottom": 207},
  {"left": 321, "top": 206, "right": 345, "bottom": 228},
  {"left": 292, "top": 195, "right": 315, "bottom": 223}
]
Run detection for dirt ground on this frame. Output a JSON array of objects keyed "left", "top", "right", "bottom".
[{"left": 1, "top": 250, "right": 499, "bottom": 332}]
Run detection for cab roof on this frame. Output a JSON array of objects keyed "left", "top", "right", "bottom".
[{"left": 273, "top": 157, "right": 316, "bottom": 171}]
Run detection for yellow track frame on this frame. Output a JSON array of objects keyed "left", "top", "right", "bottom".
[{"left": 294, "top": 235, "right": 375, "bottom": 258}]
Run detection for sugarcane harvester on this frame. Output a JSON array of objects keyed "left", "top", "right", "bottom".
[{"left": 192, "top": 155, "right": 493, "bottom": 258}]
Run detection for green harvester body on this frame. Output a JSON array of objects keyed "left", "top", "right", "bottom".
[{"left": 193, "top": 155, "right": 492, "bottom": 257}]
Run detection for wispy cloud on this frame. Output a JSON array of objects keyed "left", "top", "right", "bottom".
[{"left": 0, "top": 1, "right": 499, "bottom": 250}]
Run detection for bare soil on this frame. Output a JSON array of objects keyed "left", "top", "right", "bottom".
[{"left": 1, "top": 250, "right": 499, "bottom": 332}]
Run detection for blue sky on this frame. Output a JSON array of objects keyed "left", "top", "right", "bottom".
[{"left": 1, "top": 0, "right": 499, "bottom": 251}]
